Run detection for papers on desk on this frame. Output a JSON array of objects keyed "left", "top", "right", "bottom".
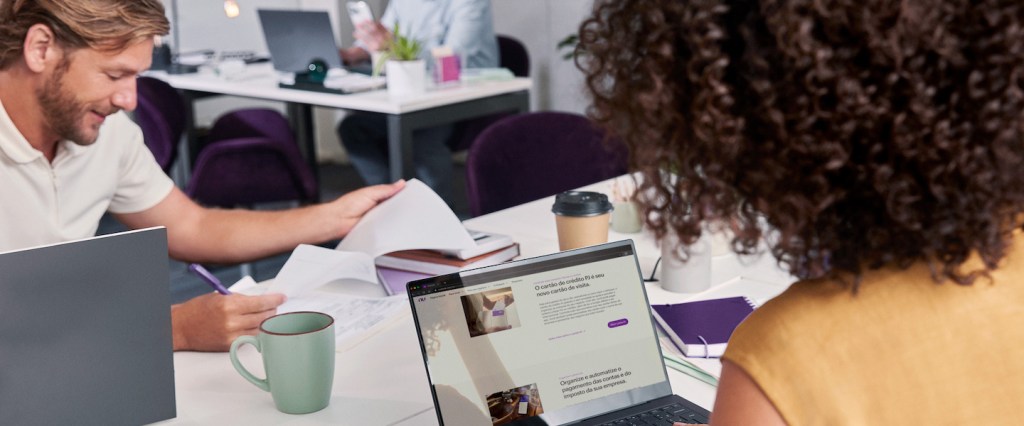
[
  {"left": 267, "top": 244, "right": 375, "bottom": 298},
  {"left": 232, "top": 276, "right": 409, "bottom": 352},
  {"left": 278, "top": 68, "right": 386, "bottom": 94},
  {"left": 239, "top": 179, "right": 486, "bottom": 351},
  {"left": 323, "top": 72, "right": 386, "bottom": 92},
  {"left": 337, "top": 179, "right": 477, "bottom": 255},
  {"left": 264, "top": 180, "right": 476, "bottom": 296}
]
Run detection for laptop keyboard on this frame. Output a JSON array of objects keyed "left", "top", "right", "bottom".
[{"left": 597, "top": 402, "right": 709, "bottom": 425}]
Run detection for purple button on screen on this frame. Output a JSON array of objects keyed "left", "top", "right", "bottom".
[{"left": 608, "top": 318, "right": 629, "bottom": 328}]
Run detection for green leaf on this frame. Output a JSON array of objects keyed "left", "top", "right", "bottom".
[{"left": 372, "top": 22, "right": 424, "bottom": 76}]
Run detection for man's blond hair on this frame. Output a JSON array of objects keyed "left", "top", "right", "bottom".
[{"left": 0, "top": 0, "right": 169, "bottom": 69}]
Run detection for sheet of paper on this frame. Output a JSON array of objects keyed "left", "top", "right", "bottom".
[
  {"left": 279, "top": 293, "right": 410, "bottom": 352},
  {"left": 264, "top": 244, "right": 376, "bottom": 298},
  {"left": 337, "top": 179, "right": 476, "bottom": 256},
  {"left": 230, "top": 276, "right": 409, "bottom": 352}
]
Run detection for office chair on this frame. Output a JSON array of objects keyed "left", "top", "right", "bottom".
[
  {"left": 136, "top": 77, "right": 186, "bottom": 174},
  {"left": 185, "top": 108, "right": 318, "bottom": 207},
  {"left": 184, "top": 108, "right": 318, "bottom": 278},
  {"left": 465, "top": 112, "right": 628, "bottom": 216},
  {"left": 447, "top": 35, "right": 531, "bottom": 153}
]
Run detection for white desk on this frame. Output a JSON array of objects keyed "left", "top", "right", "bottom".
[
  {"left": 162, "top": 178, "right": 795, "bottom": 425},
  {"left": 151, "top": 63, "right": 532, "bottom": 187}
]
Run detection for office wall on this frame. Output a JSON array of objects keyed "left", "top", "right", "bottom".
[
  {"left": 491, "top": 0, "right": 593, "bottom": 114},
  {"left": 165, "top": 0, "right": 593, "bottom": 163}
]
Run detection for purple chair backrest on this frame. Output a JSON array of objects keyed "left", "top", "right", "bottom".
[
  {"left": 465, "top": 112, "right": 628, "bottom": 217},
  {"left": 135, "top": 77, "right": 186, "bottom": 172},
  {"left": 185, "top": 109, "right": 316, "bottom": 207},
  {"left": 497, "top": 35, "right": 530, "bottom": 78},
  {"left": 447, "top": 35, "right": 531, "bottom": 153},
  {"left": 206, "top": 108, "right": 295, "bottom": 145}
]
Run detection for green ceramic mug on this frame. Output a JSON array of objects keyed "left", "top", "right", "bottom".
[{"left": 230, "top": 311, "right": 335, "bottom": 414}]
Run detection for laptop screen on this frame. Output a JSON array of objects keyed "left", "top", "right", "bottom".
[
  {"left": 257, "top": 9, "right": 343, "bottom": 73},
  {"left": 408, "top": 240, "right": 672, "bottom": 425}
]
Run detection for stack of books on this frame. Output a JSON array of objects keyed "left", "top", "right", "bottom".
[{"left": 375, "top": 230, "right": 520, "bottom": 276}]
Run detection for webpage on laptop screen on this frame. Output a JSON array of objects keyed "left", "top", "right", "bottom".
[{"left": 410, "top": 245, "right": 666, "bottom": 425}]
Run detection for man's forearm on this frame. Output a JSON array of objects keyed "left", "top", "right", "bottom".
[{"left": 169, "top": 203, "right": 339, "bottom": 264}]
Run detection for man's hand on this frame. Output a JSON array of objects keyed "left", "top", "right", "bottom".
[
  {"left": 339, "top": 46, "right": 370, "bottom": 66},
  {"left": 171, "top": 292, "right": 286, "bottom": 351},
  {"left": 354, "top": 20, "right": 392, "bottom": 52},
  {"left": 326, "top": 180, "right": 405, "bottom": 239}
]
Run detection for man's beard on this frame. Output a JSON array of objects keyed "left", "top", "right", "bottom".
[{"left": 36, "top": 59, "right": 108, "bottom": 146}]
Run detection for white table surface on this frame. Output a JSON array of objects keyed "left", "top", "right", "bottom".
[
  {"left": 160, "top": 178, "right": 796, "bottom": 425},
  {"left": 150, "top": 63, "right": 532, "bottom": 115}
]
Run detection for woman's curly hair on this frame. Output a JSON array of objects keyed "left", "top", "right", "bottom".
[{"left": 578, "top": 0, "right": 1024, "bottom": 285}]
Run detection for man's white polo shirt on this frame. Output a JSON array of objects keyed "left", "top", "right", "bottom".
[{"left": 0, "top": 100, "right": 174, "bottom": 252}]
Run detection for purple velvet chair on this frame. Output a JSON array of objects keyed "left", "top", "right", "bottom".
[
  {"left": 447, "top": 35, "right": 531, "bottom": 153},
  {"left": 185, "top": 109, "right": 318, "bottom": 207},
  {"left": 136, "top": 77, "right": 185, "bottom": 173},
  {"left": 465, "top": 112, "right": 628, "bottom": 216}
]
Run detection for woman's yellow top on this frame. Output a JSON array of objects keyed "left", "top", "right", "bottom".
[{"left": 723, "top": 236, "right": 1024, "bottom": 424}]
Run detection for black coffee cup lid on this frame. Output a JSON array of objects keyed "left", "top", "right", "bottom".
[{"left": 551, "top": 191, "right": 613, "bottom": 217}]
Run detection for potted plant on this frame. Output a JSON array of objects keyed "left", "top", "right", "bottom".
[{"left": 376, "top": 22, "right": 425, "bottom": 98}]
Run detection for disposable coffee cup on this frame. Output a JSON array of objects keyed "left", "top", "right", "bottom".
[{"left": 552, "top": 191, "right": 613, "bottom": 251}]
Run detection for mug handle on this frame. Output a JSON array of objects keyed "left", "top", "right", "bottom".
[{"left": 229, "top": 335, "right": 270, "bottom": 392}]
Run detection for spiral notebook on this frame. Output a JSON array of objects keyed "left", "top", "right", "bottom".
[{"left": 651, "top": 296, "right": 757, "bottom": 358}]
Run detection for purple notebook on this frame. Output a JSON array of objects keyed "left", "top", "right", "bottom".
[
  {"left": 650, "top": 297, "right": 756, "bottom": 358},
  {"left": 376, "top": 266, "right": 432, "bottom": 295}
]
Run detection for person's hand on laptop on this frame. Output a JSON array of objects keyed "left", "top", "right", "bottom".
[{"left": 171, "top": 292, "right": 286, "bottom": 351}]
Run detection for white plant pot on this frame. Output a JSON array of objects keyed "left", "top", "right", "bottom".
[{"left": 385, "top": 59, "right": 427, "bottom": 98}]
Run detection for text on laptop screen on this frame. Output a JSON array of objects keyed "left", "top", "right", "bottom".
[{"left": 409, "top": 243, "right": 667, "bottom": 425}]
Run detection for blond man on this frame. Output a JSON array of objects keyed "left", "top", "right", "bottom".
[{"left": 0, "top": 0, "right": 404, "bottom": 351}]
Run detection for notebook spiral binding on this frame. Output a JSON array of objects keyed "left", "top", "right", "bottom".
[{"left": 693, "top": 297, "right": 755, "bottom": 359}]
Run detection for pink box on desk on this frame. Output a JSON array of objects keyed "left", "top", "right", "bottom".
[{"left": 434, "top": 55, "right": 461, "bottom": 84}]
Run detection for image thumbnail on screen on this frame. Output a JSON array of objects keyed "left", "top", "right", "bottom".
[
  {"left": 486, "top": 383, "right": 544, "bottom": 425},
  {"left": 461, "top": 287, "right": 520, "bottom": 337}
]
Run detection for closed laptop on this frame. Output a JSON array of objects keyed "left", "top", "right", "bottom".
[{"left": 0, "top": 227, "right": 176, "bottom": 425}]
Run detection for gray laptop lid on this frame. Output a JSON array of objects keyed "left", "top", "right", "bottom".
[
  {"left": 258, "top": 9, "right": 343, "bottom": 73},
  {"left": 408, "top": 240, "right": 674, "bottom": 425},
  {"left": 0, "top": 227, "right": 176, "bottom": 425}
]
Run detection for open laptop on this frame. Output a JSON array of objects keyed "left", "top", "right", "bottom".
[
  {"left": 0, "top": 227, "right": 177, "bottom": 425},
  {"left": 257, "top": 9, "right": 344, "bottom": 73},
  {"left": 257, "top": 9, "right": 381, "bottom": 93},
  {"left": 407, "top": 240, "right": 710, "bottom": 425}
]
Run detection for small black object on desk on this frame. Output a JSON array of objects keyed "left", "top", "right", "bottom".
[
  {"left": 150, "top": 44, "right": 200, "bottom": 74},
  {"left": 281, "top": 57, "right": 348, "bottom": 94},
  {"left": 298, "top": 58, "right": 329, "bottom": 84}
]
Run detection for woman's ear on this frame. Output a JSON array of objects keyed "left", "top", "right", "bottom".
[{"left": 22, "top": 23, "right": 62, "bottom": 73}]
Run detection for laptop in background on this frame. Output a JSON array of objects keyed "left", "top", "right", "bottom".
[
  {"left": 407, "top": 240, "right": 710, "bottom": 425},
  {"left": 257, "top": 9, "right": 344, "bottom": 73},
  {"left": 0, "top": 228, "right": 176, "bottom": 425}
]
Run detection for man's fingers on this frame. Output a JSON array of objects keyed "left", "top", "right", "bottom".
[
  {"left": 224, "top": 293, "right": 286, "bottom": 314},
  {"left": 362, "top": 180, "right": 406, "bottom": 203}
]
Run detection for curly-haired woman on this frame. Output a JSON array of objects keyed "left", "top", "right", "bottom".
[{"left": 579, "top": 0, "right": 1024, "bottom": 424}]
